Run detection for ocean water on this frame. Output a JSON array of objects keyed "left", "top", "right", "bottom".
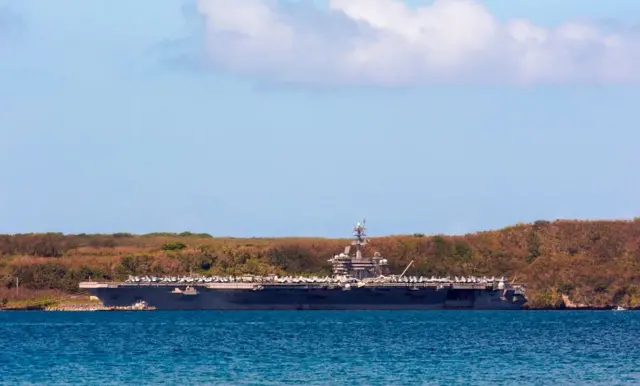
[{"left": 1, "top": 311, "right": 638, "bottom": 385}]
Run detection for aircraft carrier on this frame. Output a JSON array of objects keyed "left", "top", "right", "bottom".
[{"left": 79, "top": 221, "right": 527, "bottom": 310}]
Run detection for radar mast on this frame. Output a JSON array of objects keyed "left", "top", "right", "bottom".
[{"left": 352, "top": 219, "right": 368, "bottom": 260}]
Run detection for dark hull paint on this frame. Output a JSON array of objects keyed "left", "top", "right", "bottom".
[{"left": 86, "top": 286, "right": 526, "bottom": 310}]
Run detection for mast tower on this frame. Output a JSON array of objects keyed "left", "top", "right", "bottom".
[
  {"left": 352, "top": 220, "right": 368, "bottom": 260},
  {"left": 328, "top": 219, "right": 389, "bottom": 279}
]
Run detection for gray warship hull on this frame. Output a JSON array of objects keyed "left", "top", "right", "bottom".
[
  {"left": 80, "top": 220, "right": 528, "bottom": 310},
  {"left": 80, "top": 282, "right": 527, "bottom": 310}
]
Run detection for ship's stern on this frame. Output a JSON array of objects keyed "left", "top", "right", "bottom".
[{"left": 472, "top": 285, "right": 527, "bottom": 310}]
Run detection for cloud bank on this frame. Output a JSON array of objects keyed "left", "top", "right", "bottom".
[{"left": 194, "top": 0, "right": 640, "bottom": 85}]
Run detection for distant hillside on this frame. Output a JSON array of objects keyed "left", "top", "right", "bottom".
[{"left": 1, "top": 219, "right": 640, "bottom": 309}]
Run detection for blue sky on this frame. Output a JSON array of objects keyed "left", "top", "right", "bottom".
[{"left": 1, "top": 0, "right": 639, "bottom": 237}]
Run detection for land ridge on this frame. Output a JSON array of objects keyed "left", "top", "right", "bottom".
[{"left": 2, "top": 218, "right": 640, "bottom": 310}]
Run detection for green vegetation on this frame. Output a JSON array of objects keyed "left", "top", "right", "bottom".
[
  {"left": 1, "top": 220, "right": 640, "bottom": 309},
  {"left": 161, "top": 242, "right": 187, "bottom": 251}
]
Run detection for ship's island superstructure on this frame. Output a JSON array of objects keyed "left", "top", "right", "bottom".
[{"left": 79, "top": 221, "right": 527, "bottom": 310}]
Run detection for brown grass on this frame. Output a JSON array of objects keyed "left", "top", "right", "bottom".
[{"left": 2, "top": 219, "right": 640, "bottom": 308}]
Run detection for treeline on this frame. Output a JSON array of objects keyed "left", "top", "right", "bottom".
[
  {"left": 0, "top": 232, "right": 213, "bottom": 257},
  {"left": 1, "top": 219, "right": 640, "bottom": 308}
]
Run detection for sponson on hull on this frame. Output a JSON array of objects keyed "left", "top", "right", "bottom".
[{"left": 79, "top": 220, "right": 528, "bottom": 310}]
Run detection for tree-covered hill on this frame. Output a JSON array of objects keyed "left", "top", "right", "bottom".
[{"left": 2, "top": 219, "right": 640, "bottom": 309}]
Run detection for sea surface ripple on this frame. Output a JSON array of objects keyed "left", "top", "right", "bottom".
[{"left": 1, "top": 311, "right": 639, "bottom": 385}]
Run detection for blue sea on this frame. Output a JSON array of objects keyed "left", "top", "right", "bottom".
[{"left": 1, "top": 311, "right": 638, "bottom": 385}]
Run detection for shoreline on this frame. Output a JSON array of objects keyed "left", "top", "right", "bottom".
[
  {"left": 2, "top": 304, "right": 637, "bottom": 311},
  {"left": 3, "top": 219, "right": 640, "bottom": 313}
]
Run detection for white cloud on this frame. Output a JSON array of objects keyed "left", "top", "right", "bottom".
[{"left": 194, "top": 0, "right": 640, "bottom": 85}]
